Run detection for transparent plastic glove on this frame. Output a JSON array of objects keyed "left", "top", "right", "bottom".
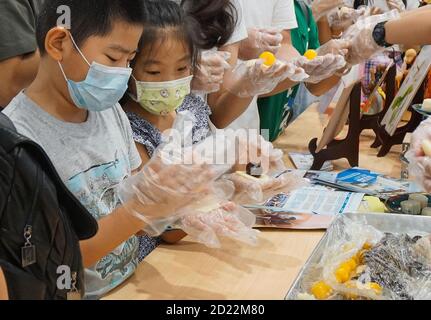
[
  {"left": 118, "top": 112, "right": 235, "bottom": 236},
  {"left": 240, "top": 27, "right": 283, "bottom": 57},
  {"left": 311, "top": 0, "right": 345, "bottom": 21},
  {"left": 293, "top": 54, "right": 347, "bottom": 84},
  {"left": 387, "top": 0, "right": 406, "bottom": 12},
  {"left": 327, "top": 7, "right": 367, "bottom": 30},
  {"left": 178, "top": 200, "right": 260, "bottom": 248},
  {"left": 342, "top": 10, "right": 400, "bottom": 66},
  {"left": 232, "top": 131, "right": 288, "bottom": 174},
  {"left": 406, "top": 119, "right": 431, "bottom": 192},
  {"left": 192, "top": 50, "right": 231, "bottom": 94},
  {"left": 224, "top": 59, "right": 291, "bottom": 98},
  {"left": 224, "top": 170, "right": 309, "bottom": 204},
  {"left": 118, "top": 158, "right": 221, "bottom": 236}
]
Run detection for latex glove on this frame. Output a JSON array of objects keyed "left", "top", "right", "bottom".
[
  {"left": 224, "top": 59, "right": 292, "bottom": 98},
  {"left": 342, "top": 10, "right": 400, "bottom": 66},
  {"left": 192, "top": 50, "right": 231, "bottom": 94},
  {"left": 239, "top": 27, "right": 283, "bottom": 58},
  {"left": 387, "top": 0, "right": 406, "bottom": 12},
  {"left": 311, "top": 0, "right": 345, "bottom": 21}
]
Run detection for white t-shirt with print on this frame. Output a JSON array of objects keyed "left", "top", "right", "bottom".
[{"left": 228, "top": 0, "right": 297, "bottom": 132}]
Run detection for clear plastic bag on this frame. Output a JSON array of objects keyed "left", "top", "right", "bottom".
[{"left": 295, "top": 215, "right": 431, "bottom": 300}]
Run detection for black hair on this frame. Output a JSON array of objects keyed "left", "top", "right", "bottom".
[
  {"left": 137, "top": 0, "right": 200, "bottom": 67},
  {"left": 179, "top": 0, "right": 238, "bottom": 50},
  {"left": 36, "top": 0, "right": 145, "bottom": 55}
]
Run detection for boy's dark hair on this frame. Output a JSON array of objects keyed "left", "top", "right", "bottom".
[
  {"left": 137, "top": 0, "right": 200, "bottom": 67},
  {"left": 179, "top": 0, "right": 238, "bottom": 50},
  {"left": 36, "top": 0, "right": 145, "bottom": 55}
]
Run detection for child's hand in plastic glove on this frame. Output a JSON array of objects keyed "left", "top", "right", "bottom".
[
  {"left": 233, "top": 132, "right": 287, "bottom": 174},
  {"left": 387, "top": 0, "right": 406, "bottom": 12},
  {"left": 406, "top": 119, "right": 431, "bottom": 192},
  {"left": 224, "top": 59, "right": 292, "bottom": 98},
  {"left": 343, "top": 10, "right": 400, "bottom": 66},
  {"left": 311, "top": 0, "right": 344, "bottom": 21},
  {"left": 327, "top": 7, "right": 368, "bottom": 31},
  {"left": 179, "top": 201, "right": 260, "bottom": 248},
  {"left": 239, "top": 28, "right": 283, "bottom": 59},
  {"left": 192, "top": 50, "right": 231, "bottom": 94},
  {"left": 294, "top": 53, "right": 346, "bottom": 84}
]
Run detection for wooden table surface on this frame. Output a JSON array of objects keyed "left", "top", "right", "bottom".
[{"left": 104, "top": 107, "right": 402, "bottom": 300}]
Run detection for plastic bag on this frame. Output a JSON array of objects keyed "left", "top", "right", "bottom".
[{"left": 295, "top": 215, "right": 431, "bottom": 300}]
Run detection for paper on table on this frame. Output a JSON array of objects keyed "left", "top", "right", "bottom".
[
  {"left": 281, "top": 187, "right": 365, "bottom": 215},
  {"left": 289, "top": 152, "right": 333, "bottom": 171}
]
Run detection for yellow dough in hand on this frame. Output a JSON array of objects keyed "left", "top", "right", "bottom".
[
  {"left": 259, "top": 51, "right": 276, "bottom": 67},
  {"left": 422, "top": 140, "right": 431, "bottom": 157},
  {"left": 304, "top": 49, "right": 318, "bottom": 61}
]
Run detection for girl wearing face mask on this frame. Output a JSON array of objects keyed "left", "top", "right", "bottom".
[{"left": 122, "top": 0, "right": 209, "bottom": 261}]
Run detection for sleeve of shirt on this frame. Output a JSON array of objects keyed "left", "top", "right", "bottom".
[
  {"left": 273, "top": 0, "right": 298, "bottom": 30},
  {"left": 115, "top": 105, "right": 142, "bottom": 171},
  {"left": 225, "top": 0, "right": 248, "bottom": 45},
  {"left": 0, "top": 0, "right": 38, "bottom": 61}
]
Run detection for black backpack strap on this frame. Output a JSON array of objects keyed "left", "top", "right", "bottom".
[{"left": 0, "top": 113, "right": 98, "bottom": 240}]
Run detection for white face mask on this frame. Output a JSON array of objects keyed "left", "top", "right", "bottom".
[{"left": 130, "top": 75, "right": 194, "bottom": 116}]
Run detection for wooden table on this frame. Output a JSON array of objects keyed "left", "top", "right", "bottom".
[{"left": 104, "top": 107, "right": 402, "bottom": 300}]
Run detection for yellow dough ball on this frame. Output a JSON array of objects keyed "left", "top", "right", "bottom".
[
  {"left": 259, "top": 51, "right": 276, "bottom": 67},
  {"left": 304, "top": 49, "right": 318, "bottom": 61}
]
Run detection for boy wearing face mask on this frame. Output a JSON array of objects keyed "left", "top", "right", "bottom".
[{"left": 2, "top": 0, "right": 146, "bottom": 299}]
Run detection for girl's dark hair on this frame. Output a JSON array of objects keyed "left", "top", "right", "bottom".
[
  {"left": 137, "top": 0, "right": 200, "bottom": 67},
  {"left": 179, "top": 0, "right": 238, "bottom": 50}
]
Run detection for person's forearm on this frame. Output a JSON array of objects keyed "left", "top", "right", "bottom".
[
  {"left": 386, "top": 8, "right": 431, "bottom": 46},
  {"left": 306, "top": 74, "right": 341, "bottom": 96},
  {"left": 317, "top": 17, "right": 333, "bottom": 44},
  {"left": 259, "top": 77, "right": 298, "bottom": 97},
  {"left": 0, "top": 268, "right": 8, "bottom": 300},
  {"left": 79, "top": 205, "right": 146, "bottom": 267},
  {"left": 209, "top": 92, "right": 254, "bottom": 128},
  {"left": 0, "top": 52, "right": 39, "bottom": 106}
]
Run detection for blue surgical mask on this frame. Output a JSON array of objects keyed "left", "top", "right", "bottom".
[{"left": 58, "top": 34, "right": 132, "bottom": 112}]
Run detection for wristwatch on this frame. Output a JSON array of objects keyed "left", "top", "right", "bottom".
[{"left": 372, "top": 21, "right": 392, "bottom": 48}]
